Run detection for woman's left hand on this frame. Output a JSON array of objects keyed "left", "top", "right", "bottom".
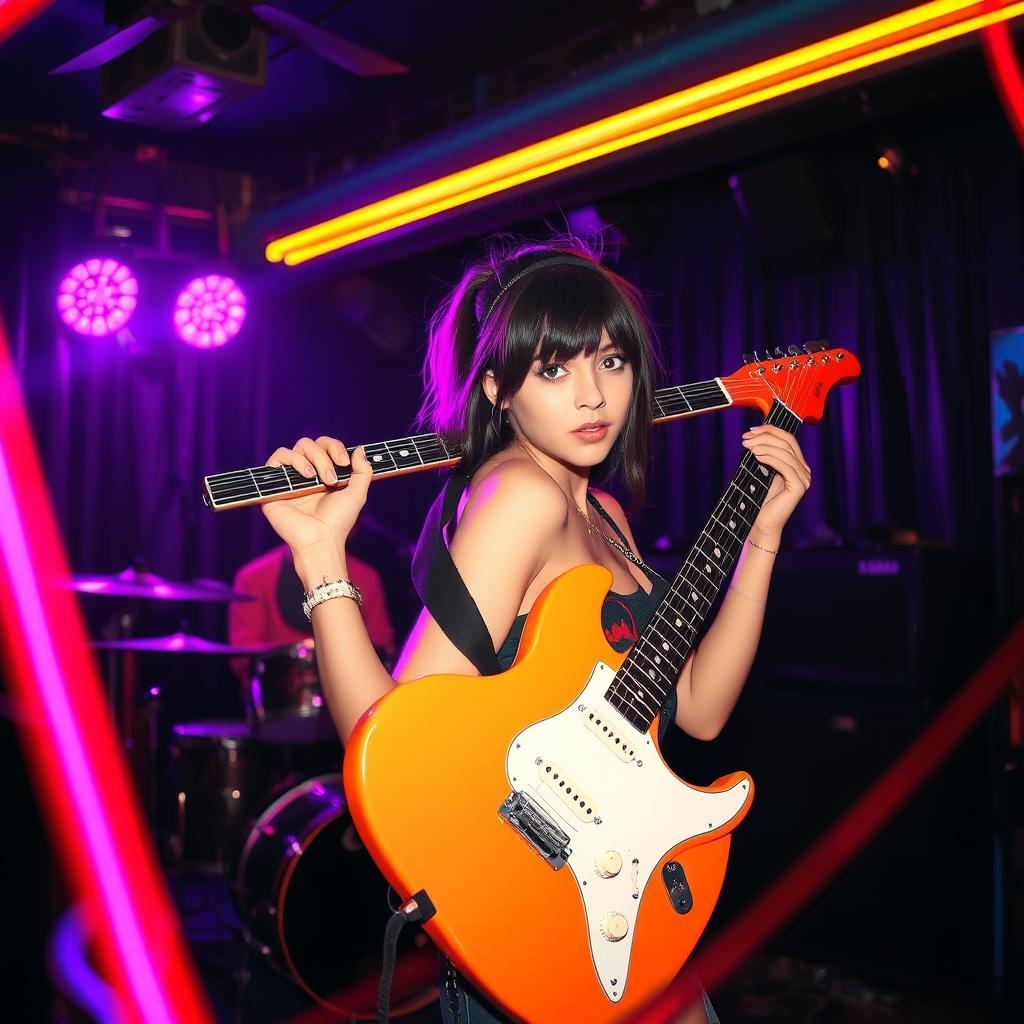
[{"left": 741, "top": 425, "right": 812, "bottom": 541}]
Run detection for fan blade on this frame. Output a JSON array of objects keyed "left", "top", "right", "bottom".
[
  {"left": 250, "top": 4, "right": 407, "bottom": 76},
  {"left": 50, "top": 9, "right": 191, "bottom": 74}
]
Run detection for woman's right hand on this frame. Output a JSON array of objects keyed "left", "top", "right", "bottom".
[{"left": 260, "top": 436, "right": 373, "bottom": 553}]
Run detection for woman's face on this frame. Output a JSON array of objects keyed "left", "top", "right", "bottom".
[{"left": 496, "top": 327, "right": 634, "bottom": 471}]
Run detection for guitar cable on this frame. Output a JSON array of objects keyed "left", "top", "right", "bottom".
[{"left": 377, "top": 889, "right": 436, "bottom": 1024}]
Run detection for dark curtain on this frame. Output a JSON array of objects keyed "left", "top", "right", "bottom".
[
  {"left": 624, "top": 109, "right": 1022, "bottom": 574},
  {"left": 4, "top": 107, "right": 1021, "bottom": 647}
]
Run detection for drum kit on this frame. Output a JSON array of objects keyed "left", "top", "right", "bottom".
[{"left": 68, "top": 564, "right": 434, "bottom": 1019}]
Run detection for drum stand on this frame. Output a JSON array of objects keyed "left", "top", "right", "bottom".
[{"left": 97, "top": 601, "right": 162, "bottom": 832}]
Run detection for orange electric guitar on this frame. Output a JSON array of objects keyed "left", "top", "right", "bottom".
[{"left": 338, "top": 345, "right": 860, "bottom": 1022}]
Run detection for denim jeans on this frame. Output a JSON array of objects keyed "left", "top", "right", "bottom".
[{"left": 438, "top": 959, "right": 720, "bottom": 1023}]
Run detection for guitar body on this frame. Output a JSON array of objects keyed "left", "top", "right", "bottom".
[{"left": 344, "top": 564, "right": 754, "bottom": 1022}]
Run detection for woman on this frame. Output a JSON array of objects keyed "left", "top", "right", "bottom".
[{"left": 261, "top": 237, "right": 811, "bottom": 1023}]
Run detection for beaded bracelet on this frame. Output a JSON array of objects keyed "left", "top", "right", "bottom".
[{"left": 302, "top": 577, "right": 363, "bottom": 621}]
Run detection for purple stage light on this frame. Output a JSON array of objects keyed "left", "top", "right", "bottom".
[
  {"left": 173, "top": 275, "right": 246, "bottom": 348},
  {"left": 56, "top": 259, "right": 139, "bottom": 337}
]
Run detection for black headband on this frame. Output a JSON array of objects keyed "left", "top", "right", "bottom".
[{"left": 478, "top": 254, "right": 602, "bottom": 330}]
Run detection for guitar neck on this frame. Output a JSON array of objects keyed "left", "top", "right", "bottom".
[
  {"left": 202, "top": 378, "right": 732, "bottom": 511},
  {"left": 606, "top": 399, "right": 803, "bottom": 733}
]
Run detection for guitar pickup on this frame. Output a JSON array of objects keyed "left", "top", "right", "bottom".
[
  {"left": 499, "top": 791, "right": 570, "bottom": 870},
  {"left": 535, "top": 758, "right": 597, "bottom": 822},
  {"left": 579, "top": 704, "right": 637, "bottom": 762}
]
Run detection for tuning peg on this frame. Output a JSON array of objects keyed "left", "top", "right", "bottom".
[
  {"left": 806, "top": 339, "right": 828, "bottom": 352},
  {"left": 773, "top": 346, "right": 784, "bottom": 357},
  {"left": 787, "top": 345, "right": 800, "bottom": 356},
  {"left": 742, "top": 352, "right": 756, "bottom": 365}
]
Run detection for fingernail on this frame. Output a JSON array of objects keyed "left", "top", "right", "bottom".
[{"left": 325, "top": 470, "right": 337, "bottom": 484}]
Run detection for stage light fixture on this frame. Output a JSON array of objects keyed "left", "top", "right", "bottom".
[
  {"left": 56, "top": 258, "right": 138, "bottom": 337},
  {"left": 172, "top": 275, "right": 246, "bottom": 349}
]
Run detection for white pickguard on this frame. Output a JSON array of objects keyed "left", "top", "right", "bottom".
[{"left": 504, "top": 661, "right": 750, "bottom": 1002}]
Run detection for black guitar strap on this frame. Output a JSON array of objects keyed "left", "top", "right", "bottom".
[{"left": 410, "top": 474, "right": 502, "bottom": 677}]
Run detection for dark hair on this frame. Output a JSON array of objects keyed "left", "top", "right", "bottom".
[{"left": 415, "top": 234, "right": 662, "bottom": 510}]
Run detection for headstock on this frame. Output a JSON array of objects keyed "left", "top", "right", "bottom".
[{"left": 719, "top": 341, "right": 861, "bottom": 423}]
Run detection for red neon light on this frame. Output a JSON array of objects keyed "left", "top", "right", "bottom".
[
  {"left": 0, "top": 313, "right": 212, "bottom": 1022},
  {"left": 982, "top": 1, "right": 1024, "bottom": 150},
  {"left": 626, "top": 618, "right": 1024, "bottom": 1023},
  {"left": 0, "top": 0, "right": 54, "bottom": 44}
]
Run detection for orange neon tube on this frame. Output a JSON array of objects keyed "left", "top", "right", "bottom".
[{"left": 267, "top": 0, "right": 1024, "bottom": 265}]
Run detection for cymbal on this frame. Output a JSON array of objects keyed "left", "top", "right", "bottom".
[
  {"left": 63, "top": 566, "right": 254, "bottom": 602},
  {"left": 91, "top": 632, "right": 275, "bottom": 656}
]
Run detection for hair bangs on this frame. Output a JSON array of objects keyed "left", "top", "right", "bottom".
[{"left": 491, "top": 264, "right": 645, "bottom": 406}]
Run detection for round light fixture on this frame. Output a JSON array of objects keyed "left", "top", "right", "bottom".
[
  {"left": 173, "top": 275, "right": 247, "bottom": 348},
  {"left": 56, "top": 258, "right": 138, "bottom": 337}
]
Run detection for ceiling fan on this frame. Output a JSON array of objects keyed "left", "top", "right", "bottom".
[{"left": 51, "top": 0, "right": 408, "bottom": 77}]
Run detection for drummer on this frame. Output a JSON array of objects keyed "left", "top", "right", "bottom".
[{"left": 228, "top": 542, "right": 397, "bottom": 680}]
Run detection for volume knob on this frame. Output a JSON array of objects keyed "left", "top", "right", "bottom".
[
  {"left": 600, "top": 911, "right": 629, "bottom": 942},
  {"left": 595, "top": 851, "right": 623, "bottom": 878}
]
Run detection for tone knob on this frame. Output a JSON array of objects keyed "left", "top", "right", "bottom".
[
  {"left": 595, "top": 851, "right": 623, "bottom": 878},
  {"left": 600, "top": 911, "right": 629, "bottom": 942}
]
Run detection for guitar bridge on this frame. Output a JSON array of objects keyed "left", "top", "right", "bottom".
[{"left": 499, "top": 791, "right": 570, "bottom": 870}]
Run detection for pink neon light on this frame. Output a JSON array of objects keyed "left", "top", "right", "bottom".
[
  {"left": 0, "top": 452, "right": 168, "bottom": 1018},
  {"left": 173, "top": 274, "right": 246, "bottom": 348},
  {"left": 0, "top": 315, "right": 212, "bottom": 1021},
  {"left": 56, "top": 258, "right": 138, "bottom": 337}
]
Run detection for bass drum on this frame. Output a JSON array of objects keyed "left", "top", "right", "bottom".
[{"left": 233, "top": 774, "right": 436, "bottom": 1018}]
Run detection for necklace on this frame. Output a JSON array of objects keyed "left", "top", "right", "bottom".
[
  {"left": 513, "top": 442, "right": 663, "bottom": 581},
  {"left": 574, "top": 501, "right": 598, "bottom": 535}
]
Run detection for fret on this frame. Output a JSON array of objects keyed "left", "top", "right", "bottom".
[
  {"left": 365, "top": 442, "right": 399, "bottom": 474},
  {"left": 708, "top": 508, "right": 743, "bottom": 545},
  {"left": 686, "top": 550, "right": 728, "bottom": 588},
  {"left": 680, "top": 555, "right": 720, "bottom": 593},
  {"left": 671, "top": 574, "right": 713, "bottom": 614},
  {"left": 246, "top": 467, "right": 263, "bottom": 498},
  {"left": 382, "top": 437, "right": 426, "bottom": 473},
  {"left": 721, "top": 487, "right": 756, "bottom": 532},
  {"left": 653, "top": 606, "right": 698, "bottom": 645},
  {"left": 618, "top": 667, "right": 672, "bottom": 718},
  {"left": 607, "top": 688, "right": 650, "bottom": 727},
  {"left": 693, "top": 530, "right": 735, "bottom": 574},
  {"left": 627, "top": 647, "right": 675, "bottom": 694},
  {"left": 646, "top": 617, "right": 696, "bottom": 657},
  {"left": 655, "top": 386, "right": 692, "bottom": 416},
  {"left": 610, "top": 673, "right": 661, "bottom": 716},
  {"left": 651, "top": 380, "right": 729, "bottom": 421}
]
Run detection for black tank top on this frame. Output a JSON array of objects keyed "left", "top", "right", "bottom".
[{"left": 496, "top": 582, "right": 659, "bottom": 668}]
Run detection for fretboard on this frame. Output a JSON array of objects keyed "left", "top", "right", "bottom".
[
  {"left": 605, "top": 399, "right": 802, "bottom": 733},
  {"left": 202, "top": 378, "right": 731, "bottom": 511}
]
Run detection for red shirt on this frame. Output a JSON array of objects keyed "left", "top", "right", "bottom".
[{"left": 228, "top": 545, "right": 397, "bottom": 678}]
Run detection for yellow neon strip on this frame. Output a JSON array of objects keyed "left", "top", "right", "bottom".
[{"left": 268, "top": 1, "right": 1022, "bottom": 265}]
